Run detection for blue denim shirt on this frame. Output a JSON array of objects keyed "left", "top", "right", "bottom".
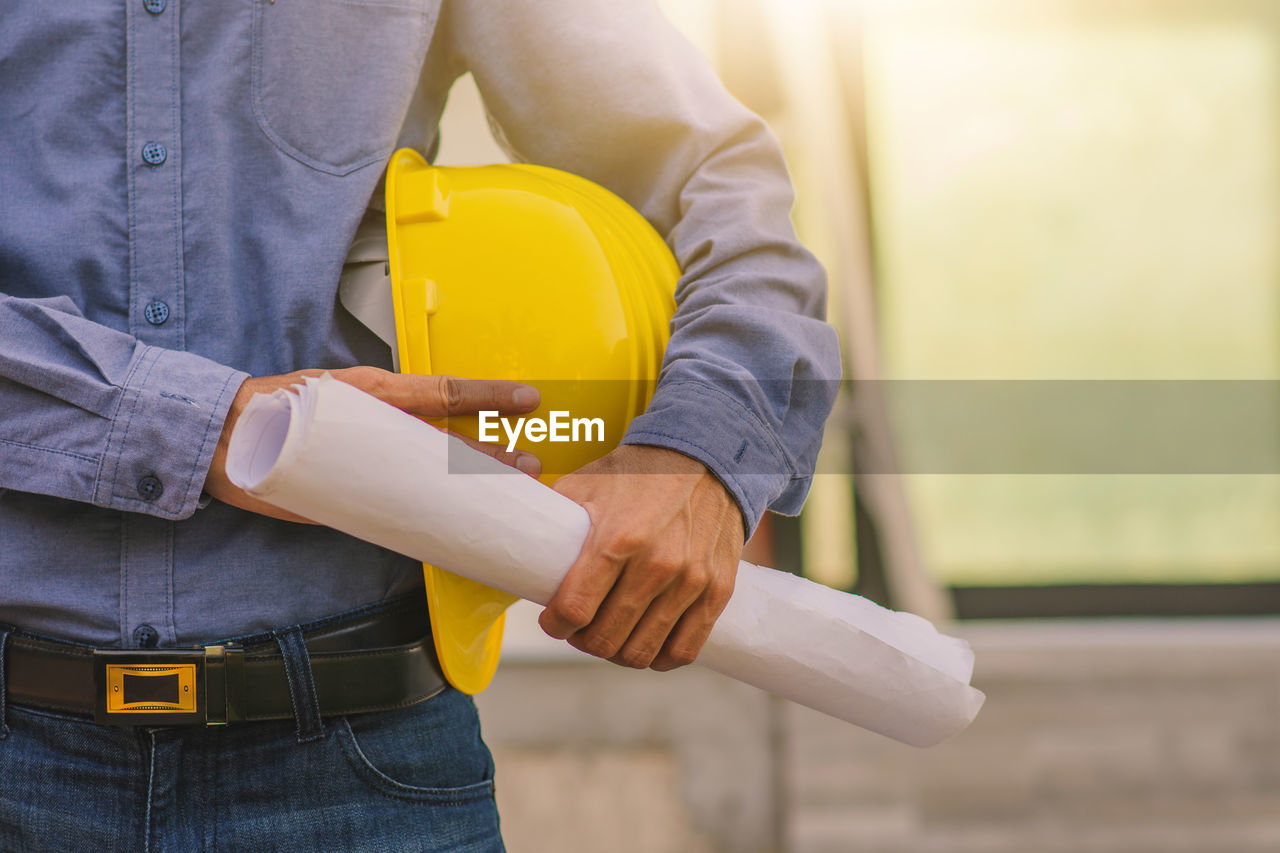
[{"left": 0, "top": 0, "right": 840, "bottom": 645}]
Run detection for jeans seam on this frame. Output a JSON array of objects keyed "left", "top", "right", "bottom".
[
  {"left": 144, "top": 730, "right": 157, "bottom": 853},
  {"left": 206, "top": 728, "right": 219, "bottom": 853},
  {"left": 0, "top": 627, "right": 10, "bottom": 739},
  {"left": 335, "top": 715, "right": 496, "bottom": 804}
]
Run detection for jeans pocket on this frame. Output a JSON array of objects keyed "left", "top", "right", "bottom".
[
  {"left": 335, "top": 687, "right": 497, "bottom": 803},
  {"left": 250, "top": 0, "right": 436, "bottom": 176}
]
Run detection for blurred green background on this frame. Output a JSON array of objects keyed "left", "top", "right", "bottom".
[{"left": 862, "top": 0, "right": 1279, "bottom": 587}]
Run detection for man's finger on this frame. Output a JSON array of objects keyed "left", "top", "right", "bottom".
[
  {"left": 563, "top": 553, "right": 682, "bottom": 660},
  {"left": 648, "top": 568, "right": 736, "bottom": 671},
  {"left": 564, "top": 534, "right": 693, "bottom": 660},
  {"left": 333, "top": 368, "right": 539, "bottom": 418},
  {"left": 539, "top": 528, "right": 626, "bottom": 640},
  {"left": 601, "top": 576, "right": 704, "bottom": 669},
  {"left": 414, "top": 374, "right": 540, "bottom": 418}
]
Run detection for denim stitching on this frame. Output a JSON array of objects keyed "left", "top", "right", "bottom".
[
  {"left": 335, "top": 716, "right": 496, "bottom": 804},
  {"left": 92, "top": 345, "right": 149, "bottom": 506},
  {"left": 208, "top": 727, "right": 219, "bottom": 852},
  {"left": 274, "top": 626, "right": 325, "bottom": 743},
  {"left": 0, "top": 627, "right": 10, "bottom": 739},
  {"left": 103, "top": 347, "right": 164, "bottom": 508},
  {"left": 167, "top": 3, "right": 185, "bottom": 354},
  {"left": 144, "top": 730, "right": 157, "bottom": 853},
  {"left": 120, "top": 511, "right": 131, "bottom": 647},
  {"left": 163, "top": 520, "right": 176, "bottom": 647},
  {"left": 125, "top": 0, "right": 138, "bottom": 342},
  {"left": 0, "top": 437, "right": 97, "bottom": 465},
  {"left": 111, "top": 349, "right": 162, "bottom": 503}
]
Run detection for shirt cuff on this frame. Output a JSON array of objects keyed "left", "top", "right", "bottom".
[
  {"left": 94, "top": 346, "right": 248, "bottom": 520},
  {"left": 620, "top": 380, "right": 797, "bottom": 538}
]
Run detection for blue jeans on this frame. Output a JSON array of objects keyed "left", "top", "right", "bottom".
[{"left": 0, "top": 644, "right": 504, "bottom": 851}]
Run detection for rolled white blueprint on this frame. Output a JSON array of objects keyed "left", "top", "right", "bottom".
[{"left": 226, "top": 374, "right": 985, "bottom": 746}]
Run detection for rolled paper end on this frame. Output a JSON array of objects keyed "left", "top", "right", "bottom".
[
  {"left": 699, "top": 561, "right": 985, "bottom": 745},
  {"left": 226, "top": 385, "right": 301, "bottom": 495}
]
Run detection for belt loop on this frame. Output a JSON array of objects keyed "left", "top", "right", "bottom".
[
  {"left": 273, "top": 626, "right": 325, "bottom": 744},
  {"left": 0, "top": 626, "right": 11, "bottom": 739}
]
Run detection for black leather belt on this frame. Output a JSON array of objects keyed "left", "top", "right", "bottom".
[{"left": 2, "top": 595, "right": 447, "bottom": 727}]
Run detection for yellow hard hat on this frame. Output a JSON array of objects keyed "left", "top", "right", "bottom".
[{"left": 384, "top": 148, "right": 678, "bottom": 694}]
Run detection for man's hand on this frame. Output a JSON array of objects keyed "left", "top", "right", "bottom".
[
  {"left": 205, "top": 367, "right": 542, "bottom": 522},
  {"left": 540, "top": 445, "right": 744, "bottom": 671}
]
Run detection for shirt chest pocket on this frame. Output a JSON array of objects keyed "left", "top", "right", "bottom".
[{"left": 251, "top": 0, "right": 435, "bottom": 175}]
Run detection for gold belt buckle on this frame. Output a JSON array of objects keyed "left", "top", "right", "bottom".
[{"left": 92, "top": 646, "right": 243, "bottom": 726}]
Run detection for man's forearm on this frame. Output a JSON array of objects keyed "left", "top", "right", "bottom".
[{"left": 449, "top": 0, "right": 842, "bottom": 536}]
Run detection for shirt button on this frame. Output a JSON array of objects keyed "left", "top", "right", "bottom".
[
  {"left": 137, "top": 475, "right": 164, "bottom": 502},
  {"left": 141, "top": 141, "right": 167, "bottom": 166},
  {"left": 133, "top": 624, "right": 160, "bottom": 649},
  {"left": 143, "top": 299, "right": 170, "bottom": 326},
  {"left": 143, "top": 0, "right": 166, "bottom": 13}
]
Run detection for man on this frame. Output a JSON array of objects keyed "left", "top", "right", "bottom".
[{"left": 0, "top": 0, "right": 840, "bottom": 849}]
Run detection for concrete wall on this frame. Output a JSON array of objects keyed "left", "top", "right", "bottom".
[{"left": 479, "top": 607, "right": 1280, "bottom": 853}]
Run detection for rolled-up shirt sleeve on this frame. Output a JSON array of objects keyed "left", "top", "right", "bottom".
[
  {"left": 0, "top": 293, "right": 247, "bottom": 520},
  {"left": 443, "top": 0, "right": 843, "bottom": 534}
]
